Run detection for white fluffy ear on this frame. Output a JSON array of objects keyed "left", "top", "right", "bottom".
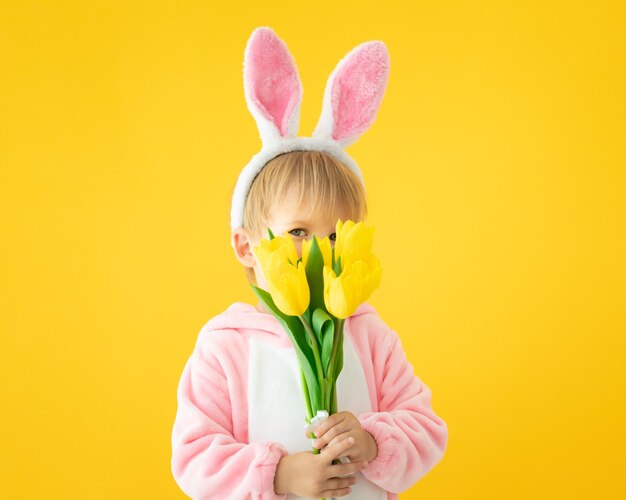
[
  {"left": 243, "top": 27, "right": 303, "bottom": 146},
  {"left": 313, "top": 41, "right": 390, "bottom": 148}
]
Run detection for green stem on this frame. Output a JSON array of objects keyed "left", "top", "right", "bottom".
[
  {"left": 298, "top": 314, "right": 326, "bottom": 409},
  {"left": 300, "top": 369, "right": 313, "bottom": 422},
  {"left": 302, "top": 371, "right": 320, "bottom": 455},
  {"left": 298, "top": 316, "right": 326, "bottom": 457},
  {"left": 327, "top": 375, "right": 338, "bottom": 415},
  {"left": 325, "top": 317, "right": 344, "bottom": 410}
]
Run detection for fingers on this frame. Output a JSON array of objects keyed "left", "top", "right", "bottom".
[
  {"left": 321, "top": 478, "right": 356, "bottom": 498},
  {"left": 321, "top": 435, "right": 355, "bottom": 462},
  {"left": 328, "top": 457, "right": 369, "bottom": 479},
  {"left": 320, "top": 476, "right": 358, "bottom": 498},
  {"left": 313, "top": 412, "right": 346, "bottom": 438},
  {"left": 313, "top": 420, "right": 351, "bottom": 449},
  {"left": 321, "top": 486, "right": 352, "bottom": 498}
]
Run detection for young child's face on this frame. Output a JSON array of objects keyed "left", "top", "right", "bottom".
[{"left": 250, "top": 185, "right": 349, "bottom": 292}]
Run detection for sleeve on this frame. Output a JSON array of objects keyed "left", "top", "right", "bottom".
[
  {"left": 357, "top": 324, "right": 448, "bottom": 494},
  {"left": 171, "top": 340, "right": 289, "bottom": 499}
]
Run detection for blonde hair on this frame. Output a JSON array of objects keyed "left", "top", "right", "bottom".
[{"left": 241, "top": 150, "right": 368, "bottom": 285}]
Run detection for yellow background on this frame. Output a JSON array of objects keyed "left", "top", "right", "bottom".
[{"left": 1, "top": 1, "right": 625, "bottom": 498}]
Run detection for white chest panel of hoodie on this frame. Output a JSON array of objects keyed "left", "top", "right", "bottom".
[{"left": 248, "top": 332, "right": 387, "bottom": 500}]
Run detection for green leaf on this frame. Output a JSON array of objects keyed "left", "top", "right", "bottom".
[
  {"left": 312, "top": 308, "right": 334, "bottom": 377},
  {"left": 327, "top": 335, "right": 343, "bottom": 412},
  {"left": 327, "top": 318, "right": 344, "bottom": 414},
  {"left": 305, "top": 236, "right": 328, "bottom": 316},
  {"left": 300, "top": 368, "right": 313, "bottom": 421},
  {"left": 302, "top": 306, "right": 311, "bottom": 326},
  {"left": 304, "top": 324, "right": 313, "bottom": 349},
  {"left": 334, "top": 320, "right": 344, "bottom": 377},
  {"left": 267, "top": 227, "right": 275, "bottom": 240},
  {"left": 303, "top": 369, "right": 321, "bottom": 412},
  {"left": 303, "top": 373, "right": 321, "bottom": 412},
  {"left": 333, "top": 255, "right": 342, "bottom": 276},
  {"left": 329, "top": 380, "right": 338, "bottom": 414},
  {"left": 250, "top": 284, "right": 321, "bottom": 409}
]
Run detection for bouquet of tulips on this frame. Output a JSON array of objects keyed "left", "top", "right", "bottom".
[{"left": 250, "top": 219, "right": 382, "bottom": 456}]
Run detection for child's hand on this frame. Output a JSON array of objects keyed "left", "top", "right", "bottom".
[
  {"left": 274, "top": 436, "right": 369, "bottom": 497},
  {"left": 305, "top": 411, "right": 378, "bottom": 464}
]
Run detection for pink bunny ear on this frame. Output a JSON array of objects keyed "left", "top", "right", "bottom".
[
  {"left": 313, "top": 41, "right": 389, "bottom": 148},
  {"left": 243, "top": 27, "right": 303, "bottom": 145}
]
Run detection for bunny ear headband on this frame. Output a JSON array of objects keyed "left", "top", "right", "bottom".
[{"left": 230, "top": 26, "right": 390, "bottom": 232}]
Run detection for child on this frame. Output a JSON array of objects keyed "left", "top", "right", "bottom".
[{"left": 171, "top": 27, "right": 448, "bottom": 499}]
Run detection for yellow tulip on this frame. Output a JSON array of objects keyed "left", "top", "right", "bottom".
[
  {"left": 253, "top": 233, "right": 310, "bottom": 316},
  {"left": 254, "top": 233, "right": 299, "bottom": 269},
  {"left": 302, "top": 235, "right": 333, "bottom": 268},
  {"left": 323, "top": 265, "right": 360, "bottom": 319},
  {"left": 323, "top": 255, "right": 382, "bottom": 319},
  {"left": 266, "top": 258, "right": 310, "bottom": 316},
  {"left": 335, "top": 219, "right": 375, "bottom": 269},
  {"left": 357, "top": 254, "right": 383, "bottom": 302}
]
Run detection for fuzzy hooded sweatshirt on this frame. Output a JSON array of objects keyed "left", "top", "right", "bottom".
[{"left": 171, "top": 301, "right": 448, "bottom": 499}]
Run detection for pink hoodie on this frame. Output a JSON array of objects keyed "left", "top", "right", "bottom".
[{"left": 171, "top": 301, "right": 448, "bottom": 499}]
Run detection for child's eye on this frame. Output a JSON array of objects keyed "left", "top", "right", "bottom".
[
  {"left": 329, "top": 233, "right": 336, "bottom": 242},
  {"left": 289, "top": 229, "right": 306, "bottom": 238}
]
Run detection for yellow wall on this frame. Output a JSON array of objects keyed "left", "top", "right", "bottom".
[{"left": 1, "top": 1, "right": 624, "bottom": 498}]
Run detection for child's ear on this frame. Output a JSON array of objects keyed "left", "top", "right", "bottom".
[{"left": 231, "top": 228, "right": 257, "bottom": 267}]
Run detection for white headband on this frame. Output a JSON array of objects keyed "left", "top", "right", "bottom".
[{"left": 230, "top": 27, "right": 390, "bottom": 234}]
